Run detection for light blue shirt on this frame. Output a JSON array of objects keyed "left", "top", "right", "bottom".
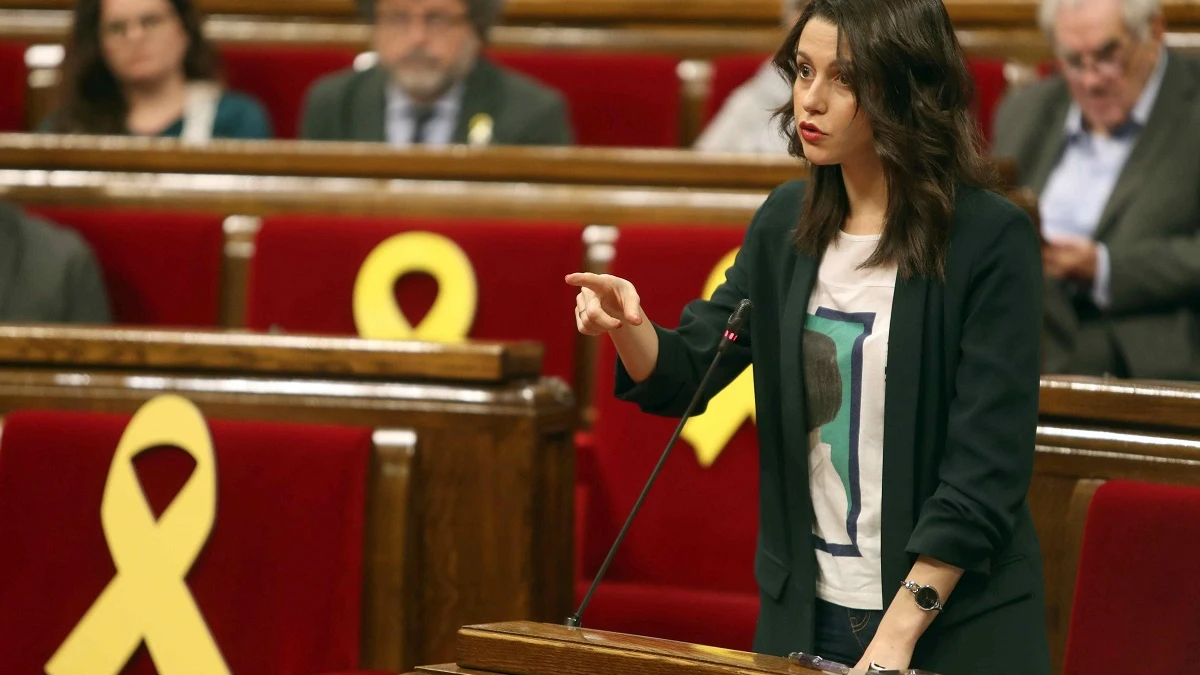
[
  {"left": 385, "top": 80, "right": 464, "bottom": 147},
  {"left": 1039, "top": 47, "right": 1168, "bottom": 309}
]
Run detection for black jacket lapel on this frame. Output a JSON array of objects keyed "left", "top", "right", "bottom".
[{"left": 454, "top": 58, "right": 501, "bottom": 144}]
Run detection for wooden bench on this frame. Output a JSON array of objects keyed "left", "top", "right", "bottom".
[{"left": 0, "top": 325, "right": 576, "bottom": 672}]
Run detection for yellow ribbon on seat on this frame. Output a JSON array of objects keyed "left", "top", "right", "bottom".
[
  {"left": 680, "top": 248, "right": 757, "bottom": 468},
  {"left": 46, "top": 395, "right": 229, "bottom": 675},
  {"left": 352, "top": 231, "right": 478, "bottom": 342}
]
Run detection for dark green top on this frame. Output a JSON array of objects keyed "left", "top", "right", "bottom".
[
  {"left": 38, "top": 90, "right": 273, "bottom": 139},
  {"left": 615, "top": 181, "right": 1051, "bottom": 675}
]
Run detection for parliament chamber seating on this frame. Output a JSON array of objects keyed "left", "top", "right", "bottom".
[
  {"left": 491, "top": 51, "right": 683, "bottom": 147},
  {"left": 24, "top": 206, "right": 227, "bottom": 327},
  {"left": 575, "top": 225, "right": 759, "bottom": 651},
  {"left": 0, "top": 406, "right": 376, "bottom": 674},
  {"left": 245, "top": 215, "right": 585, "bottom": 386},
  {"left": 219, "top": 43, "right": 358, "bottom": 139},
  {"left": 0, "top": 327, "right": 575, "bottom": 671},
  {"left": 1061, "top": 481, "right": 1200, "bottom": 675}
]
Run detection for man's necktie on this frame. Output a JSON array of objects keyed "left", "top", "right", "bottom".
[{"left": 411, "top": 106, "right": 436, "bottom": 145}]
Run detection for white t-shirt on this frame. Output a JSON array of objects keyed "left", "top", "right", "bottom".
[{"left": 803, "top": 231, "right": 896, "bottom": 610}]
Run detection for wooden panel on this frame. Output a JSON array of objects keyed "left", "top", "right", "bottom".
[
  {"left": 2, "top": 0, "right": 1198, "bottom": 27},
  {"left": 362, "top": 429, "right": 420, "bottom": 671},
  {"left": 0, "top": 134, "right": 811, "bottom": 190},
  {"left": 0, "top": 325, "right": 543, "bottom": 382},
  {"left": 1039, "top": 377, "right": 1200, "bottom": 434}
]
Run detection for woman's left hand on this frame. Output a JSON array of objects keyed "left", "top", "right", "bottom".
[{"left": 853, "top": 637, "right": 913, "bottom": 672}]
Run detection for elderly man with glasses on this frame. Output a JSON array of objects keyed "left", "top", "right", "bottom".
[
  {"left": 300, "top": 0, "right": 573, "bottom": 146},
  {"left": 993, "top": 0, "right": 1200, "bottom": 381}
]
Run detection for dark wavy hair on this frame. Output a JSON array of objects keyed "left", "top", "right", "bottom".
[
  {"left": 774, "top": 0, "right": 997, "bottom": 280},
  {"left": 49, "top": 0, "right": 220, "bottom": 134}
]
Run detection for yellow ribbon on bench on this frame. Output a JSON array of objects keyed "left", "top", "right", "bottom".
[
  {"left": 680, "top": 248, "right": 757, "bottom": 468},
  {"left": 353, "top": 231, "right": 478, "bottom": 342},
  {"left": 46, "top": 394, "right": 229, "bottom": 675}
]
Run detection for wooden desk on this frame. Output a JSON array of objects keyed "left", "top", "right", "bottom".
[{"left": 0, "top": 326, "right": 576, "bottom": 671}]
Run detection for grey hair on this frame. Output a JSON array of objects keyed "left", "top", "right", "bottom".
[
  {"left": 1038, "top": 0, "right": 1161, "bottom": 41},
  {"left": 359, "top": 0, "right": 507, "bottom": 39}
]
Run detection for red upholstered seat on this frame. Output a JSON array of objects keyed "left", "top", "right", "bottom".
[
  {"left": 1062, "top": 481, "right": 1200, "bottom": 675},
  {"left": 490, "top": 50, "right": 681, "bottom": 147},
  {"left": 577, "top": 225, "right": 759, "bottom": 650},
  {"left": 219, "top": 44, "right": 359, "bottom": 139},
  {"left": 0, "top": 408, "right": 371, "bottom": 675},
  {"left": 0, "top": 41, "right": 26, "bottom": 132},
  {"left": 24, "top": 207, "right": 226, "bottom": 327},
  {"left": 245, "top": 216, "right": 585, "bottom": 385}
]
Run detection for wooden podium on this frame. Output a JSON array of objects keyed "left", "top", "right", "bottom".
[{"left": 411, "top": 621, "right": 825, "bottom": 675}]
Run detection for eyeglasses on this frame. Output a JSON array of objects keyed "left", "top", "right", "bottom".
[
  {"left": 100, "top": 12, "right": 173, "bottom": 40},
  {"left": 377, "top": 11, "right": 469, "bottom": 36},
  {"left": 1057, "top": 37, "right": 1133, "bottom": 79}
]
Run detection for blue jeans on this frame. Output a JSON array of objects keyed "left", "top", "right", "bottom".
[{"left": 812, "top": 598, "right": 885, "bottom": 667}]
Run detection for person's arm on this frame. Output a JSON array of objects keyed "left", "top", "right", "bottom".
[
  {"left": 231, "top": 95, "right": 274, "bottom": 140},
  {"left": 861, "top": 205, "right": 1043, "bottom": 669},
  {"left": 298, "top": 79, "right": 337, "bottom": 141}
]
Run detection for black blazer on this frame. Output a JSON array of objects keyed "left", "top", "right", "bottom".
[{"left": 615, "top": 181, "right": 1051, "bottom": 675}]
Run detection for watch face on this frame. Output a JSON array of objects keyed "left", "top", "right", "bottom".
[{"left": 915, "top": 586, "right": 940, "bottom": 610}]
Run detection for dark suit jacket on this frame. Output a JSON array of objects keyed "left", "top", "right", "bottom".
[
  {"left": 992, "top": 51, "right": 1200, "bottom": 380},
  {"left": 0, "top": 203, "right": 111, "bottom": 323},
  {"left": 616, "top": 181, "right": 1050, "bottom": 675},
  {"left": 298, "top": 58, "right": 574, "bottom": 145}
]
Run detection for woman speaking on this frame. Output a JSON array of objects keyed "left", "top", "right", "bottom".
[{"left": 566, "top": 0, "right": 1051, "bottom": 673}]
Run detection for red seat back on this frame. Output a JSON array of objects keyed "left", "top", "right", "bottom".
[
  {"left": 0, "top": 407, "right": 371, "bottom": 674},
  {"left": 25, "top": 207, "right": 226, "bottom": 327},
  {"left": 1063, "top": 481, "right": 1200, "bottom": 675},
  {"left": 219, "top": 45, "right": 360, "bottom": 139},
  {"left": 0, "top": 41, "right": 27, "bottom": 131},
  {"left": 968, "top": 58, "right": 1008, "bottom": 146},
  {"left": 246, "top": 216, "right": 584, "bottom": 384},
  {"left": 491, "top": 50, "right": 681, "bottom": 147},
  {"left": 584, "top": 225, "right": 758, "bottom": 593},
  {"left": 706, "top": 54, "right": 769, "bottom": 125}
]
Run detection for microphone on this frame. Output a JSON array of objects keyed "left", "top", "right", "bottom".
[{"left": 566, "top": 299, "right": 754, "bottom": 628}]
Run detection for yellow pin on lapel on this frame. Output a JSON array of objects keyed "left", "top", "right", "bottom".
[
  {"left": 680, "top": 248, "right": 757, "bottom": 468},
  {"left": 353, "top": 231, "right": 479, "bottom": 342},
  {"left": 46, "top": 395, "right": 230, "bottom": 675},
  {"left": 467, "top": 113, "right": 494, "bottom": 146}
]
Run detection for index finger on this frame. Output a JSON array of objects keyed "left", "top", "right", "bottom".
[{"left": 564, "top": 272, "right": 612, "bottom": 293}]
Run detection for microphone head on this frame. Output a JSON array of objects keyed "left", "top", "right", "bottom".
[{"left": 726, "top": 299, "right": 753, "bottom": 337}]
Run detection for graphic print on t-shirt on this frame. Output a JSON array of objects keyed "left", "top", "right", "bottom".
[{"left": 805, "top": 308, "right": 876, "bottom": 557}]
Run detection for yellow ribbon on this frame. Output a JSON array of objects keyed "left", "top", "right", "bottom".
[
  {"left": 680, "top": 248, "right": 757, "bottom": 468},
  {"left": 46, "top": 395, "right": 229, "bottom": 675},
  {"left": 352, "top": 231, "right": 478, "bottom": 342}
]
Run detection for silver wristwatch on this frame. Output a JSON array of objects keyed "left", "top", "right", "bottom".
[{"left": 902, "top": 580, "right": 943, "bottom": 612}]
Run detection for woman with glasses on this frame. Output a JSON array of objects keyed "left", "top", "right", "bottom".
[{"left": 43, "top": 0, "right": 271, "bottom": 140}]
